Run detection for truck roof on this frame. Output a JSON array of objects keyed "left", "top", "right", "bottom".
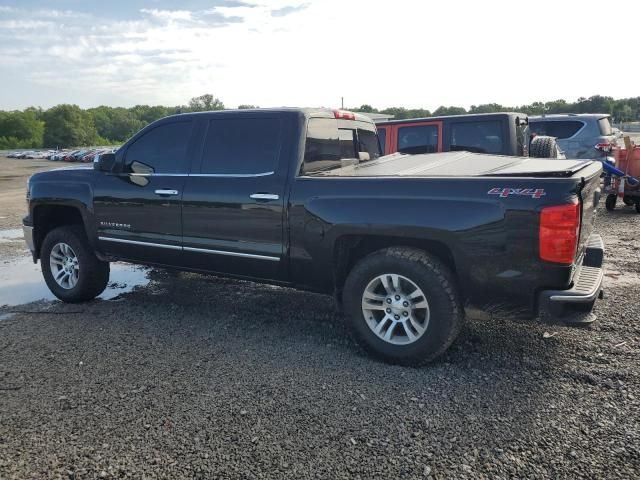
[
  {"left": 529, "top": 114, "right": 610, "bottom": 120},
  {"left": 375, "top": 112, "right": 527, "bottom": 125},
  {"left": 169, "top": 108, "right": 375, "bottom": 123}
]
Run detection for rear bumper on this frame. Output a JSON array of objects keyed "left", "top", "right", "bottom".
[{"left": 538, "top": 234, "right": 604, "bottom": 318}]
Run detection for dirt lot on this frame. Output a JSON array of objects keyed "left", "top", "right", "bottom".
[
  {"left": 0, "top": 156, "right": 639, "bottom": 479},
  {"left": 0, "top": 157, "right": 56, "bottom": 230}
]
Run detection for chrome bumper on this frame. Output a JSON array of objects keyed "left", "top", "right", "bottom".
[
  {"left": 538, "top": 234, "right": 604, "bottom": 318},
  {"left": 23, "top": 224, "right": 35, "bottom": 253}
]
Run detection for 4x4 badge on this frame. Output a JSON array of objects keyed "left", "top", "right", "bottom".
[{"left": 488, "top": 187, "right": 546, "bottom": 199}]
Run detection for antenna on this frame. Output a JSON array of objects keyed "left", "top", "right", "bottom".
[{"left": 341, "top": 97, "right": 344, "bottom": 109}]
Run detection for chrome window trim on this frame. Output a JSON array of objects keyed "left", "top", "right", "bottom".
[
  {"left": 190, "top": 171, "right": 274, "bottom": 178},
  {"left": 183, "top": 246, "right": 279, "bottom": 261},
  {"left": 124, "top": 171, "right": 274, "bottom": 178},
  {"left": 98, "top": 236, "right": 280, "bottom": 261}
]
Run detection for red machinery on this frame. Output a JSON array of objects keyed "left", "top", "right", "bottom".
[{"left": 604, "top": 137, "right": 640, "bottom": 212}]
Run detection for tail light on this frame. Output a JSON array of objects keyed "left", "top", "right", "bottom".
[
  {"left": 539, "top": 201, "right": 580, "bottom": 264},
  {"left": 594, "top": 142, "right": 613, "bottom": 152},
  {"left": 333, "top": 110, "right": 356, "bottom": 120}
]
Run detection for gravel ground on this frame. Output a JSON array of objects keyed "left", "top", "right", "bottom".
[{"left": 1, "top": 160, "right": 639, "bottom": 478}]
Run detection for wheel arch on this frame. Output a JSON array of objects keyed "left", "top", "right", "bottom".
[
  {"left": 32, "top": 203, "right": 89, "bottom": 259},
  {"left": 333, "top": 234, "right": 461, "bottom": 305}
]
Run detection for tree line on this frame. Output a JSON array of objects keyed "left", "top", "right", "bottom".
[
  {"left": 357, "top": 95, "right": 640, "bottom": 122},
  {"left": 0, "top": 94, "right": 226, "bottom": 150},
  {"left": 1, "top": 94, "right": 639, "bottom": 150}
]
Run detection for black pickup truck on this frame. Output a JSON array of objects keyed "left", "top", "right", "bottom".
[{"left": 23, "top": 108, "right": 605, "bottom": 365}]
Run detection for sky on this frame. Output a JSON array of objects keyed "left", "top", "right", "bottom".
[{"left": 0, "top": 0, "right": 638, "bottom": 111}]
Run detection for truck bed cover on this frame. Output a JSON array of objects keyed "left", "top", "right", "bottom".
[{"left": 314, "top": 151, "right": 596, "bottom": 178}]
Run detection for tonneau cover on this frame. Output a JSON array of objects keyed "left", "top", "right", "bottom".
[{"left": 313, "top": 151, "right": 595, "bottom": 178}]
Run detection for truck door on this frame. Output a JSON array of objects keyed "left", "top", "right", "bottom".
[
  {"left": 181, "top": 114, "right": 287, "bottom": 280},
  {"left": 93, "top": 119, "right": 195, "bottom": 265}
]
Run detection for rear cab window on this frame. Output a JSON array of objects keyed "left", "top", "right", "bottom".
[
  {"left": 450, "top": 120, "right": 504, "bottom": 154},
  {"left": 302, "top": 116, "right": 381, "bottom": 174}
]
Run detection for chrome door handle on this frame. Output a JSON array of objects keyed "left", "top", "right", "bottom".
[
  {"left": 250, "top": 193, "right": 279, "bottom": 200},
  {"left": 154, "top": 189, "right": 179, "bottom": 196}
]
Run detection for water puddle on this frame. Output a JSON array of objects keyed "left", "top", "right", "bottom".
[
  {"left": 0, "top": 256, "right": 151, "bottom": 307},
  {"left": 0, "top": 228, "right": 23, "bottom": 243}
]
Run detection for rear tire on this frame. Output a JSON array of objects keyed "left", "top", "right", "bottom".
[
  {"left": 343, "top": 247, "right": 463, "bottom": 366},
  {"left": 605, "top": 194, "right": 617, "bottom": 211},
  {"left": 635, "top": 201, "right": 640, "bottom": 214},
  {"left": 623, "top": 196, "right": 635, "bottom": 206},
  {"left": 41, "top": 225, "right": 110, "bottom": 303},
  {"left": 530, "top": 136, "right": 559, "bottom": 158}
]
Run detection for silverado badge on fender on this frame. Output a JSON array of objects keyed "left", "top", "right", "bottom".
[{"left": 99, "top": 221, "right": 131, "bottom": 229}]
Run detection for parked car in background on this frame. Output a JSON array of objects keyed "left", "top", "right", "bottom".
[
  {"left": 84, "top": 148, "right": 114, "bottom": 163},
  {"left": 529, "top": 114, "right": 616, "bottom": 160},
  {"left": 62, "top": 150, "right": 80, "bottom": 162},
  {"left": 375, "top": 112, "right": 561, "bottom": 159},
  {"left": 78, "top": 149, "right": 96, "bottom": 162},
  {"left": 73, "top": 150, "right": 90, "bottom": 162},
  {"left": 49, "top": 150, "right": 69, "bottom": 161}
]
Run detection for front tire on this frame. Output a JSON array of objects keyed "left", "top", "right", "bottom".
[
  {"left": 41, "top": 225, "right": 110, "bottom": 303},
  {"left": 343, "top": 247, "right": 463, "bottom": 366}
]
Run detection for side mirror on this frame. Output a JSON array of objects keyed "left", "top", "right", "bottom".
[{"left": 94, "top": 152, "right": 116, "bottom": 172}]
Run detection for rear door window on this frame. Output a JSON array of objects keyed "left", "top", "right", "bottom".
[
  {"left": 124, "top": 121, "right": 193, "bottom": 174},
  {"left": 200, "top": 117, "right": 281, "bottom": 175},
  {"left": 529, "top": 120, "right": 584, "bottom": 139},
  {"left": 397, "top": 125, "right": 438, "bottom": 154},
  {"left": 450, "top": 121, "right": 503, "bottom": 154},
  {"left": 598, "top": 117, "right": 612, "bottom": 136}
]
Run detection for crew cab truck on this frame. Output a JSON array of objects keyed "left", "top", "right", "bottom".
[{"left": 23, "top": 108, "right": 605, "bottom": 366}]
